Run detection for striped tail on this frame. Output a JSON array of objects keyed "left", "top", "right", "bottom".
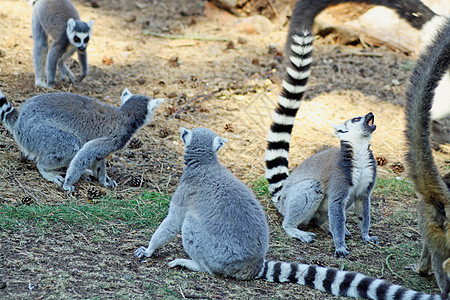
[
  {"left": 258, "top": 260, "right": 440, "bottom": 300},
  {"left": 0, "top": 90, "right": 18, "bottom": 133},
  {"left": 265, "top": 30, "right": 313, "bottom": 203}
]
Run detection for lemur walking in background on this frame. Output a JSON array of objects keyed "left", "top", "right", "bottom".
[
  {"left": 288, "top": 0, "right": 450, "bottom": 143},
  {"left": 405, "top": 17, "right": 450, "bottom": 297},
  {"left": 31, "top": 0, "right": 94, "bottom": 88},
  {"left": 135, "top": 126, "right": 440, "bottom": 300},
  {"left": 0, "top": 89, "right": 164, "bottom": 191},
  {"left": 265, "top": 31, "right": 378, "bottom": 257}
]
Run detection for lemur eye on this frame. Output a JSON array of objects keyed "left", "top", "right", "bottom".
[
  {"left": 352, "top": 117, "right": 361, "bottom": 123},
  {"left": 74, "top": 36, "right": 80, "bottom": 43},
  {"left": 84, "top": 37, "right": 89, "bottom": 43}
]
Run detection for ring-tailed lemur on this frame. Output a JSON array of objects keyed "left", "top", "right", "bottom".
[
  {"left": 288, "top": 0, "right": 450, "bottom": 143},
  {"left": 135, "top": 127, "right": 439, "bottom": 300},
  {"left": 0, "top": 89, "right": 164, "bottom": 191},
  {"left": 265, "top": 30, "right": 378, "bottom": 257},
  {"left": 405, "top": 17, "right": 450, "bottom": 297},
  {"left": 31, "top": 0, "right": 94, "bottom": 88}
]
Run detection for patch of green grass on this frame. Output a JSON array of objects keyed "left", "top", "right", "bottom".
[
  {"left": 0, "top": 190, "right": 170, "bottom": 230},
  {"left": 381, "top": 243, "right": 438, "bottom": 294},
  {"left": 374, "top": 177, "right": 416, "bottom": 199},
  {"left": 248, "top": 174, "right": 270, "bottom": 199}
]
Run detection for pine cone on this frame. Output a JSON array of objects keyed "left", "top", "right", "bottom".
[
  {"left": 224, "top": 123, "right": 234, "bottom": 133},
  {"left": 87, "top": 187, "right": 104, "bottom": 199},
  {"left": 128, "top": 137, "right": 143, "bottom": 149},
  {"left": 391, "top": 162, "right": 405, "bottom": 174},
  {"left": 159, "top": 127, "right": 171, "bottom": 138},
  {"left": 310, "top": 259, "right": 326, "bottom": 267},
  {"left": 376, "top": 156, "right": 387, "bottom": 166},
  {"left": 128, "top": 175, "right": 143, "bottom": 187},
  {"left": 21, "top": 196, "right": 34, "bottom": 205}
]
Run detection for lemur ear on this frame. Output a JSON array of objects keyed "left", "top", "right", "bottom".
[
  {"left": 332, "top": 123, "right": 347, "bottom": 134},
  {"left": 87, "top": 19, "right": 94, "bottom": 29},
  {"left": 213, "top": 136, "right": 227, "bottom": 152},
  {"left": 67, "top": 18, "right": 76, "bottom": 31},
  {"left": 121, "top": 88, "right": 132, "bottom": 104},
  {"left": 180, "top": 127, "right": 192, "bottom": 147}
]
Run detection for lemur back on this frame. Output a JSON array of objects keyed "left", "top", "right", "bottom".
[
  {"left": 32, "top": 0, "right": 93, "bottom": 88},
  {"left": 0, "top": 89, "right": 164, "bottom": 191},
  {"left": 135, "top": 127, "right": 440, "bottom": 299},
  {"left": 405, "top": 17, "right": 450, "bottom": 296}
]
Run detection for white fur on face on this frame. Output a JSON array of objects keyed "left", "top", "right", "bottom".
[
  {"left": 145, "top": 98, "right": 164, "bottom": 124},
  {"left": 66, "top": 19, "right": 92, "bottom": 51},
  {"left": 333, "top": 116, "right": 373, "bottom": 144}
]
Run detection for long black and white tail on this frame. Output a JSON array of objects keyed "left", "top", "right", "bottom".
[
  {"left": 405, "top": 18, "right": 450, "bottom": 204},
  {"left": 265, "top": 30, "right": 313, "bottom": 203},
  {"left": 0, "top": 91, "right": 18, "bottom": 133},
  {"left": 258, "top": 260, "right": 440, "bottom": 299}
]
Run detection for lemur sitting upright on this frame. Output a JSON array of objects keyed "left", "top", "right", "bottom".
[
  {"left": 135, "top": 126, "right": 439, "bottom": 299},
  {"left": 265, "top": 30, "right": 377, "bottom": 257},
  {"left": 31, "top": 0, "right": 94, "bottom": 88},
  {"left": 0, "top": 89, "right": 164, "bottom": 191}
]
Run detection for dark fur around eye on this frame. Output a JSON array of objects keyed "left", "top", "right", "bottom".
[
  {"left": 74, "top": 36, "right": 80, "bottom": 43},
  {"left": 351, "top": 117, "right": 361, "bottom": 123},
  {"left": 84, "top": 37, "right": 89, "bottom": 43}
]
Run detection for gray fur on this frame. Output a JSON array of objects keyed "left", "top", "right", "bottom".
[
  {"left": 134, "top": 127, "right": 439, "bottom": 299},
  {"left": 278, "top": 113, "right": 378, "bottom": 257},
  {"left": 136, "top": 127, "right": 268, "bottom": 280},
  {"left": 0, "top": 89, "right": 164, "bottom": 191},
  {"left": 32, "top": 0, "right": 93, "bottom": 88}
]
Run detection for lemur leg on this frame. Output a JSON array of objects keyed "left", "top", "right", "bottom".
[
  {"left": 328, "top": 189, "right": 350, "bottom": 258},
  {"left": 415, "top": 243, "right": 432, "bottom": 275},
  {"left": 168, "top": 259, "right": 203, "bottom": 271},
  {"left": 77, "top": 51, "right": 89, "bottom": 83},
  {"left": 281, "top": 180, "right": 323, "bottom": 243},
  {"left": 27, "top": 126, "right": 79, "bottom": 186},
  {"left": 37, "top": 163, "right": 65, "bottom": 186},
  {"left": 63, "top": 137, "right": 115, "bottom": 191},
  {"left": 134, "top": 201, "right": 186, "bottom": 258},
  {"left": 46, "top": 39, "right": 66, "bottom": 88},
  {"left": 319, "top": 222, "right": 351, "bottom": 237},
  {"left": 430, "top": 248, "right": 450, "bottom": 295},
  {"left": 31, "top": 17, "right": 48, "bottom": 87},
  {"left": 91, "top": 159, "right": 116, "bottom": 188},
  {"left": 354, "top": 193, "right": 378, "bottom": 245},
  {"left": 58, "top": 47, "right": 76, "bottom": 83}
]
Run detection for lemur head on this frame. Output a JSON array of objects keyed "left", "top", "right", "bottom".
[
  {"left": 332, "top": 112, "right": 376, "bottom": 142},
  {"left": 66, "top": 18, "right": 94, "bottom": 53},
  {"left": 120, "top": 88, "right": 164, "bottom": 126},
  {"left": 180, "top": 127, "right": 227, "bottom": 155}
]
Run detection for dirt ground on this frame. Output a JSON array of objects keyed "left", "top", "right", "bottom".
[{"left": 0, "top": 0, "right": 449, "bottom": 299}]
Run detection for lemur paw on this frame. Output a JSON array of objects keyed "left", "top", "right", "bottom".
[
  {"left": 363, "top": 236, "right": 378, "bottom": 245},
  {"left": 63, "top": 184, "right": 75, "bottom": 192},
  {"left": 134, "top": 246, "right": 153, "bottom": 258},
  {"left": 334, "top": 246, "right": 349, "bottom": 258},
  {"left": 103, "top": 179, "right": 117, "bottom": 189}
]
